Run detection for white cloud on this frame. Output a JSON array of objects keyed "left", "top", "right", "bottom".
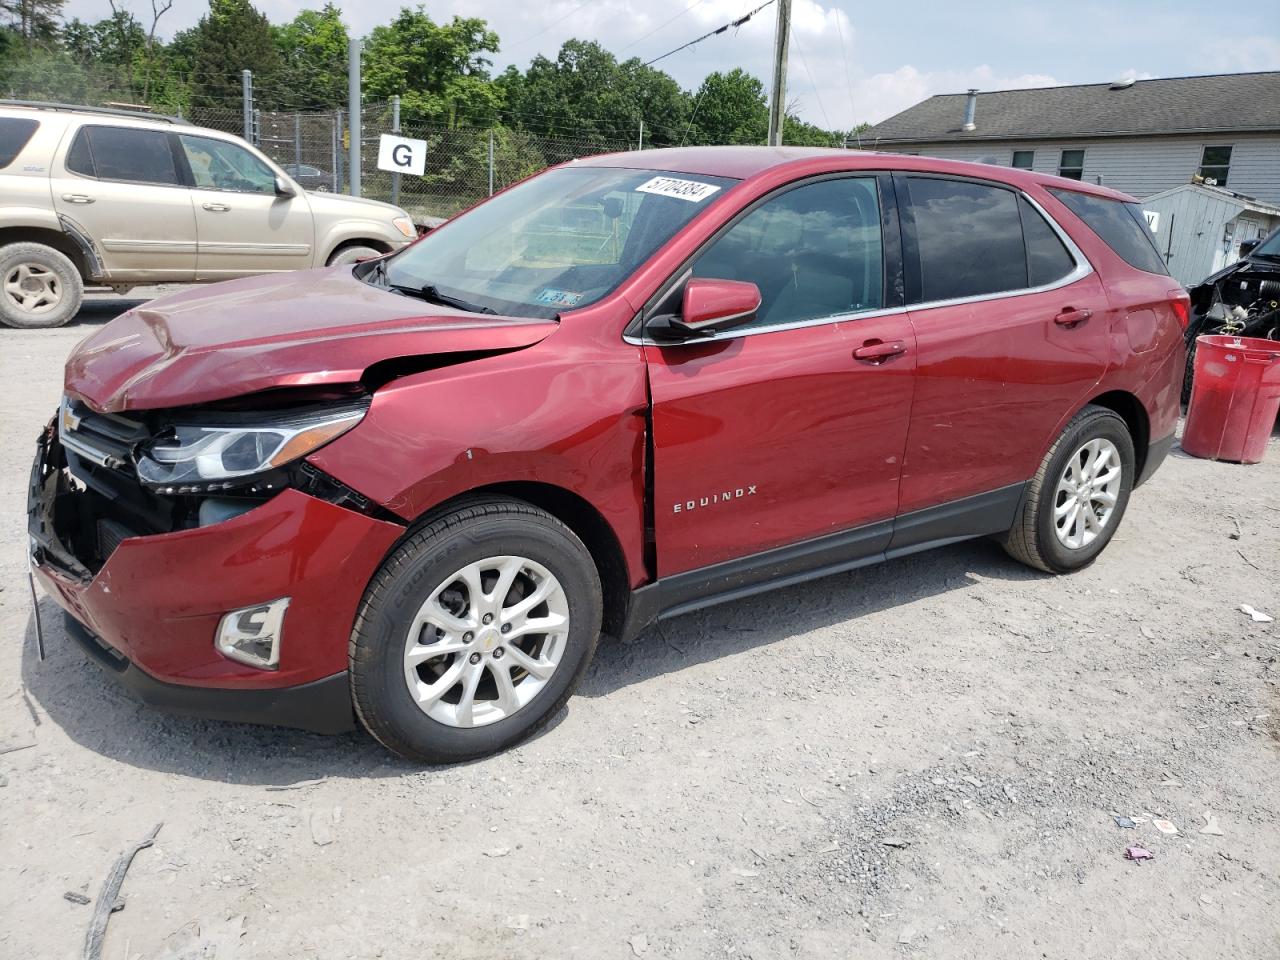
[{"left": 1200, "top": 37, "right": 1280, "bottom": 73}]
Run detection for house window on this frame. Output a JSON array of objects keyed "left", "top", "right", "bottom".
[
  {"left": 1012, "top": 150, "right": 1035, "bottom": 170},
  {"left": 1198, "top": 145, "right": 1232, "bottom": 186},
  {"left": 1058, "top": 149, "right": 1085, "bottom": 180}
]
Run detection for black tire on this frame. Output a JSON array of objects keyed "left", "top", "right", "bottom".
[
  {"left": 0, "top": 242, "right": 83, "bottom": 329},
  {"left": 326, "top": 244, "right": 382, "bottom": 267},
  {"left": 350, "top": 498, "right": 602, "bottom": 763},
  {"left": 1002, "top": 405, "right": 1135, "bottom": 574}
]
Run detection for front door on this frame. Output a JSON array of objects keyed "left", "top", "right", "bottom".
[
  {"left": 51, "top": 122, "right": 197, "bottom": 281},
  {"left": 645, "top": 175, "right": 916, "bottom": 577},
  {"left": 176, "top": 133, "right": 314, "bottom": 278}
]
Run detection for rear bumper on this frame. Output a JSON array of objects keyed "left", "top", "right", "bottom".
[{"left": 63, "top": 613, "right": 355, "bottom": 733}]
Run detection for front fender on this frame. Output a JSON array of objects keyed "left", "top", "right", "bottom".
[{"left": 316, "top": 220, "right": 410, "bottom": 263}]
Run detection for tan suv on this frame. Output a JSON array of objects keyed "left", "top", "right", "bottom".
[{"left": 0, "top": 101, "right": 417, "bottom": 328}]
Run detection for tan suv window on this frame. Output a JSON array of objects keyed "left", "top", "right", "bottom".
[
  {"left": 180, "top": 135, "right": 276, "bottom": 194},
  {"left": 65, "top": 125, "right": 180, "bottom": 185}
]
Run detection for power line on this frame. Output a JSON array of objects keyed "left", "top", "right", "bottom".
[
  {"left": 505, "top": 0, "right": 600, "bottom": 50},
  {"left": 643, "top": 0, "right": 775, "bottom": 67},
  {"left": 833, "top": 10, "right": 856, "bottom": 130},
  {"left": 617, "top": 0, "right": 710, "bottom": 55},
  {"left": 789, "top": 35, "right": 833, "bottom": 133}
]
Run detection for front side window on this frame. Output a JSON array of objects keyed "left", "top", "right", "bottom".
[
  {"left": 904, "top": 176, "right": 1026, "bottom": 301},
  {"left": 1198, "top": 145, "right": 1231, "bottom": 186},
  {"left": 66, "top": 125, "right": 179, "bottom": 185},
  {"left": 1012, "top": 150, "right": 1035, "bottom": 170},
  {"left": 1058, "top": 149, "right": 1085, "bottom": 180},
  {"left": 1050, "top": 188, "right": 1169, "bottom": 276},
  {"left": 381, "top": 167, "right": 737, "bottom": 318},
  {"left": 180, "top": 135, "right": 277, "bottom": 193},
  {"left": 0, "top": 117, "right": 39, "bottom": 168},
  {"left": 690, "top": 177, "right": 884, "bottom": 329}
]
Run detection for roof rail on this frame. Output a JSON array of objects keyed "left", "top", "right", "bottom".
[{"left": 0, "top": 100, "right": 184, "bottom": 124}]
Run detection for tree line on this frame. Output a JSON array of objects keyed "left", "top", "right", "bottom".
[{"left": 0, "top": 0, "right": 857, "bottom": 149}]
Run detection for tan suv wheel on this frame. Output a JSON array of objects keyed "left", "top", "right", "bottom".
[{"left": 0, "top": 242, "right": 83, "bottom": 329}]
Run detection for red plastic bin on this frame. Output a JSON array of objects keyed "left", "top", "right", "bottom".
[{"left": 1182, "top": 335, "right": 1280, "bottom": 464}]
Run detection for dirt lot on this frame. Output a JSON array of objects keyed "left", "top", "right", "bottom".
[{"left": 1, "top": 295, "right": 1278, "bottom": 960}]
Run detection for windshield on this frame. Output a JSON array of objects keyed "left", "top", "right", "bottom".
[
  {"left": 1253, "top": 227, "right": 1280, "bottom": 259},
  {"left": 377, "top": 166, "right": 738, "bottom": 317}
]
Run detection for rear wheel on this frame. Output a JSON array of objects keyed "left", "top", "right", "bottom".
[
  {"left": 0, "top": 242, "right": 83, "bottom": 328},
  {"left": 350, "top": 498, "right": 602, "bottom": 763},
  {"left": 1002, "top": 405, "right": 1134, "bottom": 573}
]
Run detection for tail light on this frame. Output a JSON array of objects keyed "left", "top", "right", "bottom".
[{"left": 1168, "top": 290, "right": 1190, "bottom": 330}]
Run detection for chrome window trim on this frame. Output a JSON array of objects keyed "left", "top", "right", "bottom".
[{"left": 627, "top": 188, "right": 1092, "bottom": 346}]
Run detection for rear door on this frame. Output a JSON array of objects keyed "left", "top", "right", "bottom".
[
  {"left": 645, "top": 174, "right": 916, "bottom": 577},
  {"left": 51, "top": 123, "right": 197, "bottom": 281},
  {"left": 176, "top": 133, "right": 314, "bottom": 278},
  {"left": 895, "top": 173, "right": 1110, "bottom": 518}
]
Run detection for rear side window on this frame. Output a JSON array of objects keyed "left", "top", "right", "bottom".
[
  {"left": 1019, "top": 196, "right": 1075, "bottom": 287},
  {"left": 65, "top": 125, "right": 179, "bottom": 186},
  {"left": 904, "top": 176, "right": 1026, "bottom": 301},
  {"left": 0, "top": 117, "right": 39, "bottom": 168},
  {"left": 1049, "top": 188, "right": 1169, "bottom": 276}
]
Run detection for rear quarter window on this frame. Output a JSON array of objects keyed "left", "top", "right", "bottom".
[
  {"left": 1049, "top": 188, "right": 1169, "bottom": 276},
  {"left": 0, "top": 117, "right": 40, "bottom": 169}
]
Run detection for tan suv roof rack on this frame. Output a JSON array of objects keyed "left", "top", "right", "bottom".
[{"left": 0, "top": 99, "right": 184, "bottom": 124}]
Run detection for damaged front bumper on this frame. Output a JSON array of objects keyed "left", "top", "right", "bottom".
[{"left": 28, "top": 418, "right": 404, "bottom": 733}]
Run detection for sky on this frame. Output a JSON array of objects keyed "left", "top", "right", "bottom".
[{"left": 59, "top": 0, "right": 1280, "bottom": 130}]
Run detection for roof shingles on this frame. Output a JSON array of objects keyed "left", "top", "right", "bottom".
[{"left": 865, "top": 71, "right": 1280, "bottom": 143}]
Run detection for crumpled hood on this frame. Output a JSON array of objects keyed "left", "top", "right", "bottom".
[{"left": 65, "top": 267, "right": 557, "bottom": 412}]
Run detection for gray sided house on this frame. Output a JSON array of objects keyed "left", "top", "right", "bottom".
[{"left": 862, "top": 72, "right": 1280, "bottom": 208}]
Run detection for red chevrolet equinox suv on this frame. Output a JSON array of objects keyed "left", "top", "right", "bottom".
[{"left": 29, "top": 148, "right": 1189, "bottom": 762}]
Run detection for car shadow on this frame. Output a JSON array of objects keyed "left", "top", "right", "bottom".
[
  {"left": 581, "top": 537, "right": 1040, "bottom": 698},
  {"left": 67, "top": 295, "right": 152, "bottom": 327},
  {"left": 20, "top": 537, "right": 1038, "bottom": 782}
]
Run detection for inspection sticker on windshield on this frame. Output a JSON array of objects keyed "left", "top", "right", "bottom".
[
  {"left": 534, "top": 288, "right": 584, "bottom": 307},
  {"left": 635, "top": 176, "right": 721, "bottom": 203}
]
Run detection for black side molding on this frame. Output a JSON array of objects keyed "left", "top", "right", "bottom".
[
  {"left": 1136, "top": 432, "right": 1175, "bottom": 487},
  {"left": 63, "top": 613, "right": 356, "bottom": 735},
  {"left": 620, "top": 482, "right": 1027, "bottom": 641}
]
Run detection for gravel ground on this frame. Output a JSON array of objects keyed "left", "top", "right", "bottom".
[{"left": 1, "top": 294, "right": 1278, "bottom": 960}]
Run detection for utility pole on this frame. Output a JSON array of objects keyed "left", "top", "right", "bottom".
[
  {"left": 347, "top": 38, "right": 361, "bottom": 197},
  {"left": 487, "top": 131, "right": 495, "bottom": 196},
  {"left": 638, "top": 119, "right": 644, "bottom": 151},
  {"left": 766, "top": 0, "right": 791, "bottom": 147},
  {"left": 390, "top": 95, "right": 401, "bottom": 206},
  {"left": 241, "top": 70, "right": 253, "bottom": 142}
]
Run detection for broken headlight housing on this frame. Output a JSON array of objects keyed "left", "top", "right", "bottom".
[{"left": 135, "top": 403, "right": 367, "bottom": 493}]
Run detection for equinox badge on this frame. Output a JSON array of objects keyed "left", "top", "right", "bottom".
[{"left": 672, "top": 485, "right": 757, "bottom": 514}]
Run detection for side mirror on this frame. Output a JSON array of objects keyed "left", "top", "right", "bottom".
[
  {"left": 274, "top": 175, "right": 297, "bottom": 198},
  {"left": 1239, "top": 239, "right": 1259, "bottom": 257},
  {"left": 662, "top": 278, "right": 762, "bottom": 339}
]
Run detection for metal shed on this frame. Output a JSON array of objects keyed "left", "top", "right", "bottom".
[{"left": 1141, "top": 182, "right": 1280, "bottom": 286}]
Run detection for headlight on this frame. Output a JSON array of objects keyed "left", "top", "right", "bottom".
[
  {"left": 392, "top": 216, "right": 416, "bottom": 238},
  {"left": 135, "top": 403, "right": 367, "bottom": 492}
]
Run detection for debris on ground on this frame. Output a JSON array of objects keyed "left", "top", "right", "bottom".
[
  {"left": 1125, "top": 846, "right": 1155, "bottom": 863},
  {"left": 1199, "top": 811, "right": 1225, "bottom": 836},
  {"left": 309, "top": 809, "right": 336, "bottom": 847},
  {"left": 881, "top": 837, "right": 911, "bottom": 848},
  {"left": 1240, "top": 604, "right": 1274, "bottom": 623},
  {"left": 1113, "top": 816, "right": 1136, "bottom": 829},
  {"left": 1228, "top": 517, "right": 1243, "bottom": 540},
  {"left": 628, "top": 933, "right": 649, "bottom": 956},
  {"left": 1153, "top": 819, "right": 1179, "bottom": 835},
  {"left": 1002, "top": 784, "right": 1018, "bottom": 803},
  {"left": 898, "top": 926, "right": 917, "bottom": 945},
  {"left": 265, "top": 777, "right": 329, "bottom": 791},
  {"left": 155, "top": 915, "right": 245, "bottom": 960},
  {"left": 83, "top": 822, "right": 162, "bottom": 960},
  {"left": 484, "top": 847, "right": 510, "bottom": 858},
  {"left": 63, "top": 891, "right": 90, "bottom": 905}
]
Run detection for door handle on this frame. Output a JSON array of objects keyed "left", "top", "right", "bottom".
[
  {"left": 202, "top": 202, "right": 231, "bottom": 212},
  {"left": 853, "top": 339, "right": 907, "bottom": 363},
  {"left": 61, "top": 193, "right": 94, "bottom": 204},
  {"left": 1054, "top": 307, "right": 1093, "bottom": 327}
]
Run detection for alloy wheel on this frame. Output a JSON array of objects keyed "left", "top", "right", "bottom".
[
  {"left": 402, "top": 556, "right": 570, "bottom": 728},
  {"left": 3, "top": 262, "right": 63, "bottom": 316},
  {"left": 1052, "top": 437, "right": 1122, "bottom": 550}
]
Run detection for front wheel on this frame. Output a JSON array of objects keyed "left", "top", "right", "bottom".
[
  {"left": 326, "top": 244, "right": 383, "bottom": 267},
  {"left": 350, "top": 498, "right": 602, "bottom": 763},
  {"left": 1002, "top": 405, "right": 1135, "bottom": 574}
]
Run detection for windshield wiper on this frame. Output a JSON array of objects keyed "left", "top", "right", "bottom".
[{"left": 386, "top": 281, "right": 496, "bottom": 315}]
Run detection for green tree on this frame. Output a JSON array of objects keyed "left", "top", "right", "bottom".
[
  {"left": 0, "top": 0, "right": 64, "bottom": 44},
  {"left": 272, "top": 4, "right": 348, "bottom": 108},
  {"left": 187, "top": 0, "right": 280, "bottom": 110},
  {"left": 690, "top": 68, "right": 768, "bottom": 145},
  {"left": 363, "top": 6, "right": 499, "bottom": 126}
]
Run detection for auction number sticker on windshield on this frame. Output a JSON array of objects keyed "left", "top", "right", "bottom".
[{"left": 635, "top": 176, "right": 721, "bottom": 203}]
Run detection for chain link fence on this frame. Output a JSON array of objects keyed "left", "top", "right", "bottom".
[{"left": 183, "top": 99, "right": 637, "bottom": 222}]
